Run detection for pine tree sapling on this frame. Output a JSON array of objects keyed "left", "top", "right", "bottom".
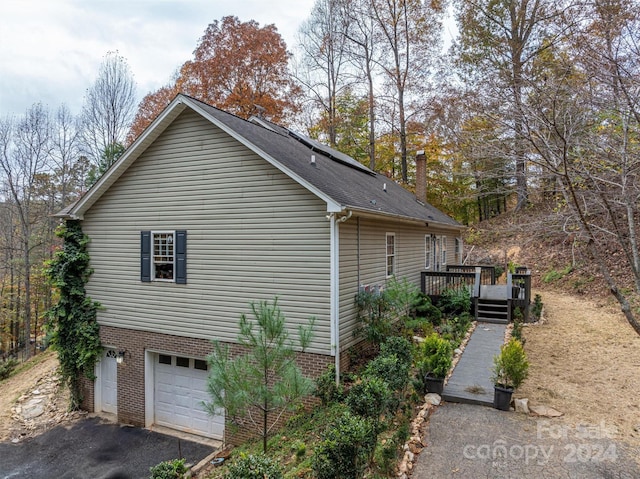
[{"left": 204, "top": 298, "right": 315, "bottom": 454}]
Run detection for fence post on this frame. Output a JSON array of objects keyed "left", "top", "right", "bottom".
[{"left": 474, "top": 267, "right": 481, "bottom": 298}]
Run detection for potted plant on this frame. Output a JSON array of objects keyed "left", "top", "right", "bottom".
[
  {"left": 492, "top": 338, "right": 529, "bottom": 410},
  {"left": 419, "top": 333, "right": 453, "bottom": 395}
]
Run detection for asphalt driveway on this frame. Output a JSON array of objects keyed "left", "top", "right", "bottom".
[
  {"left": 0, "top": 416, "right": 216, "bottom": 479},
  {"left": 413, "top": 403, "right": 640, "bottom": 479}
]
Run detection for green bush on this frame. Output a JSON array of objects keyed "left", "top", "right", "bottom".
[
  {"left": 531, "top": 294, "right": 543, "bottom": 320},
  {"left": 346, "top": 376, "right": 392, "bottom": 420},
  {"left": 355, "top": 290, "right": 393, "bottom": 347},
  {"left": 363, "top": 354, "right": 409, "bottom": 392},
  {"left": 418, "top": 333, "right": 453, "bottom": 379},
  {"left": 223, "top": 454, "right": 283, "bottom": 479},
  {"left": 312, "top": 411, "right": 377, "bottom": 479},
  {"left": 149, "top": 458, "right": 187, "bottom": 479},
  {"left": 404, "top": 318, "right": 435, "bottom": 338},
  {"left": 314, "top": 364, "right": 344, "bottom": 406},
  {"left": 384, "top": 277, "right": 420, "bottom": 318},
  {"left": 492, "top": 339, "right": 529, "bottom": 390},
  {"left": 413, "top": 293, "right": 442, "bottom": 324},
  {"left": 438, "top": 287, "right": 472, "bottom": 315},
  {"left": 379, "top": 336, "right": 413, "bottom": 369},
  {"left": 0, "top": 358, "right": 18, "bottom": 381}
]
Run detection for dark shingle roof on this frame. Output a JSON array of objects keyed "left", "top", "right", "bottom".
[{"left": 190, "top": 97, "right": 461, "bottom": 228}]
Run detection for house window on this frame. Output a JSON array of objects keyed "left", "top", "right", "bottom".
[
  {"left": 441, "top": 236, "right": 447, "bottom": 266},
  {"left": 141, "top": 230, "right": 187, "bottom": 284},
  {"left": 455, "top": 238, "right": 462, "bottom": 263},
  {"left": 425, "top": 234, "right": 432, "bottom": 270},
  {"left": 386, "top": 233, "right": 396, "bottom": 277},
  {"left": 153, "top": 232, "right": 175, "bottom": 280}
]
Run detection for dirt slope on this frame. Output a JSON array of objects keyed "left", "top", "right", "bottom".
[
  {"left": 519, "top": 289, "right": 640, "bottom": 450},
  {"left": 0, "top": 351, "right": 78, "bottom": 442}
]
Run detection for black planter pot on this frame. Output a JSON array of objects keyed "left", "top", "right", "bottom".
[
  {"left": 424, "top": 375, "right": 445, "bottom": 395},
  {"left": 493, "top": 385, "right": 514, "bottom": 411}
]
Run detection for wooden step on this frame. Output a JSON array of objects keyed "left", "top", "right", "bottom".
[{"left": 475, "top": 299, "right": 509, "bottom": 324}]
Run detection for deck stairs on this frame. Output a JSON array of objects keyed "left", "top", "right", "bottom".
[{"left": 475, "top": 285, "right": 509, "bottom": 324}]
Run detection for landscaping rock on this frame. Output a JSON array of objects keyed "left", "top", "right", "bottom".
[
  {"left": 425, "top": 393, "right": 441, "bottom": 406},
  {"left": 529, "top": 404, "right": 563, "bottom": 417},
  {"left": 514, "top": 398, "right": 530, "bottom": 414}
]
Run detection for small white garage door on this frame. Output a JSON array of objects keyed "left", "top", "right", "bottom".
[{"left": 154, "top": 354, "right": 224, "bottom": 439}]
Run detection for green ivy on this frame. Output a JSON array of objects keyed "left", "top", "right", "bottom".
[{"left": 45, "top": 220, "right": 102, "bottom": 410}]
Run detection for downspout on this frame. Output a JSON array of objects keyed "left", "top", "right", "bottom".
[{"left": 329, "top": 209, "right": 351, "bottom": 386}]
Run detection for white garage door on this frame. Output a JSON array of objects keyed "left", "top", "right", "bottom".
[{"left": 154, "top": 354, "right": 224, "bottom": 439}]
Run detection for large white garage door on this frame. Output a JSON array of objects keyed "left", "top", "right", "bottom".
[{"left": 154, "top": 354, "right": 224, "bottom": 439}]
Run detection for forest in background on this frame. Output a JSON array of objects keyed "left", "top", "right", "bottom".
[{"left": 2, "top": 0, "right": 640, "bottom": 359}]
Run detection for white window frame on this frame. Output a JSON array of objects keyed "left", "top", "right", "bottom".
[
  {"left": 152, "top": 231, "right": 175, "bottom": 282},
  {"left": 386, "top": 232, "right": 396, "bottom": 278},
  {"left": 425, "top": 234, "right": 433, "bottom": 270},
  {"left": 455, "top": 237, "right": 462, "bottom": 263},
  {"left": 441, "top": 236, "right": 447, "bottom": 267}
]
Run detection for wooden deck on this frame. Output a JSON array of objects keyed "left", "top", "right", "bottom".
[{"left": 441, "top": 322, "right": 507, "bottom": 406}]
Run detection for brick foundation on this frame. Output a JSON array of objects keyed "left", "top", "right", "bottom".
[{"left": 85, "top": 326, "right": 333, "bottom": 445}]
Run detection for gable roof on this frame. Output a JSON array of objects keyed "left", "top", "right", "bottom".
[{"left": 59, "top": 94, "right": 462, "bottom": 229}]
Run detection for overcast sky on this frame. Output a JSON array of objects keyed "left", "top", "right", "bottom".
[{"left": 0, "top": 0, "right": 315, "bottom": 116}]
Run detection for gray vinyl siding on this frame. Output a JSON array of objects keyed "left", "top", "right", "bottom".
[
  {"left": 82, "top": 110, "right": 332, "bottom": 355},
  {"left": 338, "top": 217, "right": 461, "bottom": 350}
]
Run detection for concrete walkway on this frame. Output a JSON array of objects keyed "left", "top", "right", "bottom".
[{"left": 442, "top": 322, "right": 507, "bottom": 406}]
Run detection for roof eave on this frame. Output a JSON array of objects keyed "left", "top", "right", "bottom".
[{"left": 346, "top": 206, "right": 465, "bottom": 230}]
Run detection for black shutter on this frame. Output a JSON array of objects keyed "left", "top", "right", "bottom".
[
  {"left": 141, "top": 231, "right": 151, "bottom": 282},
  {"left": 175, "top": 230, "right": 187, "bottom": 284}
]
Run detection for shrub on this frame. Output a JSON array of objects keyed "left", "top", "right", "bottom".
[
  {"left": 379, "top": 336, "right": 413, "bottom": 369},
  {"left": 312, "top": 411, "right": 377, "bottom": 479},
  {"left": 346, "top": 376, "right": 392, "bottom": 420},
  {"left": 492, "top": 339, "right": 529, "bottom": 390},
  {"left": 384, "top": 277, "right": 420, "bottom": 319},
  {"left": 355, "top": 290, "right": 393, "bottom": 347},
  {"left": 413, "top": 293, "right": 442, "bottom": 324},
  {"left": 531, "top": 294, "right": 543, "bottom": 320},
  {"left": 149, "top": 458, "right": 187, "bottom": 479},
  {"left": 438, "top": 287, "right": 471, "bottom": 315},
  {"left": 0, "top": 358, "right": 18, "bottom": 381},
  {"left": 511, "top": 318, "right": 525, "bottom": 346},
  {"left": 418, "top": 333, "right": 453, "bottom": 379},
  {"left": 404, "top": 318, "right": 435, "bottom": 338},
  {"left": 223, "top": 454, "right": 283, "bottom": 479},
  {"left": 364, "top": 354, "right": 409, "bottom": 392},
  {"left": 314, "top": 364, "right": 344, "bottom": 406}
]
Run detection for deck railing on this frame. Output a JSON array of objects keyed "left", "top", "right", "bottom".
[
  {"left": 509, "top": 271, "right": 532, "bottom": 321},
  {"left": 446, "top": 265, "right": 496, "bottom": 285},
  {"left": 421, "top": 265, "right": 532, "bottom": 322},
  {"left": 421, "top": 270, "right": 478, "bottom": 297}
]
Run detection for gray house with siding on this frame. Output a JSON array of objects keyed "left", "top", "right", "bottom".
[{"left": 56, "top": 94, "right": 464, "bottom": 442}]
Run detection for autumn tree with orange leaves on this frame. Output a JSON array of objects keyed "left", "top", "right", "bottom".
[{"left": 128, "top": 16, "right": 301, "bottom": 142}]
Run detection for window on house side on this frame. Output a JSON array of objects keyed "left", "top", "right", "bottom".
[
  {"left": 425, "top": 234, "right": 432, "bottom": 270},
  {"left": 455, "top": 237, "right": 462, "bottom": 263},
  {"left": 153, "top": 232, "right": 175, "bottom": 281},
  {"left": 441, "top": 236, "right": 447, "bottom": 266},
  {"left": 386, "top": 233, "right": 396, "bottom": 277}
]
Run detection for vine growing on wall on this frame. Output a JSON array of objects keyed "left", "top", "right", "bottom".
[{"left": 45, "top": 220, "right": 101, "bottom": 410}]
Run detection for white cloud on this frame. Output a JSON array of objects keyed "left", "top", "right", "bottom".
[{"left": 0, "top": 0, "right": 314, "bottom": 116}]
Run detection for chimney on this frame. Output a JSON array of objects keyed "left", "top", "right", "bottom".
[{"left": 415, "top": 150, "right": 426, "bottom": 203}]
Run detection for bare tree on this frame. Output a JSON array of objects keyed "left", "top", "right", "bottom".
[
  {"left": 521, "top": 0, "right": 640, "bottom": 335},
  {"left": 0, "top": 104, "right": 52, "bottom": 358},
  {"left": 81, "top": 51, "right": 136, "bottom": 171},
  {"left": 343, "top": 0, "right": 381, "bottom": 170},
  {"left": 297, "top": 0, "right": 353, "bottom": 146},
  {"left": 370, "top": 0, "right": 444, "bottom": 183}
]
